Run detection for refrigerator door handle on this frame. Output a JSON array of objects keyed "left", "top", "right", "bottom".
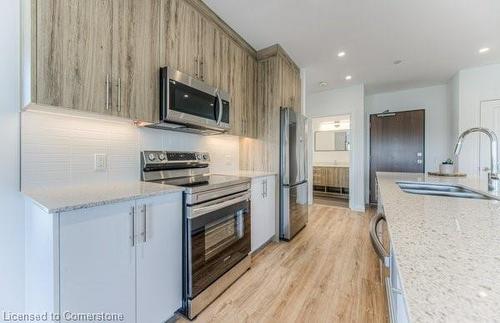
[{"left": 281, "top": 108, "right": 290, "bottom": 186}]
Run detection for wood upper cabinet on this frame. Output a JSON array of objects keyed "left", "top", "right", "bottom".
[
  {"left": 160, "top": 0, "right": 201, "bottom": 79},
  {"left": 36, "top": 0, "right": 160, "bottom": 122},
  {"left": 280, "top": 56, "right": 301, "bottom": 112},
  {"left": 35, "top": 0, "right": 260, "bottom": 134},
  {"left": 36, "top": 0, "right": 113, "bottom": 114},
  {"left": 112, "top": 0, "right": 160, "bottom": 122}
]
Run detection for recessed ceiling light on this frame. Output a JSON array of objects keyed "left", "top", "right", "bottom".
[
  {"left": 345, "top": 75, "right": 352, "bottom": 81},
  {"left": 319, "top": 81, "right": 328, "bottom": 87},
  {"left": 479, "top": 47, "right": 490, "bottom": 54},
  {"left": 337, "top": 51, "right": 346, "bottom": 57}
]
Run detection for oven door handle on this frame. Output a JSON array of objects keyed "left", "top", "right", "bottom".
[{"left": 188, "top": 193, "right": 250, "bottom": 219}]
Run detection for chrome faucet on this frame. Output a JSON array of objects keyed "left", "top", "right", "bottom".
[{"left": 454, "top": 127, "right": 500, "bottom": 192}]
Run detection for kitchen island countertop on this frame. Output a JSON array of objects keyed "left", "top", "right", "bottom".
[{"left": 377, "top": 172, "right": 500, "bottom": 322}]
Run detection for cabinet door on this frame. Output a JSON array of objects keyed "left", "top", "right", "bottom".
[
  {"left": 251, "top": 178, "right": 265, "bottom": 252},
  {"left": 199, "top": 17, "right": 218, "bottom": 87},
  {"left": 227, "top": 42, "right": 245, "bottom": 136},
  {"left": 112, "top": 0, "right": 160, "bottom": 122},
  {"left": 60, "top": 201, "right": 136, "bottom": 323},
  {"left": 136, "top": 193, "right": 182, "bottom": 323},
  {"left": 264, "top": 176, "right": 276, "bottom": 242},
  {"left": 36, "top": 0, "right": 113, "bottom": 114},
  {"left": 251, "top": 177, "right": 276, "bottom": 252},
  {"left": 161, "top": 0, "right": 201, "bottom": 78},
  {"left": 242, "top": 53, "right": 258, "bottom": 138}
]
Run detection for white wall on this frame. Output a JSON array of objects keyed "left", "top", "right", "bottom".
[
  {"left": 364, "top": 84, "right": 452, "bottom": 202},
  {"left": 306, "top": 84, "right": 365, "bottom": 211},
  {"left": 21, "top": 109, "right": 240, "bottom": 190},
  {"left": 452, "top": 64, "right": 500, "bottom": 175},
  {"left": 0, "top": 0, "right": 25, "bottom": 315}
]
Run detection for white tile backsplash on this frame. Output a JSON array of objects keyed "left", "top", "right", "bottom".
[{"left": 21, "top": 109, "right": 240, "bottom": 190}]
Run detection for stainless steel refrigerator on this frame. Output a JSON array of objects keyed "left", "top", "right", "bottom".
[{"left": 280, "top": 107, "right": 309, "bottom": 240}]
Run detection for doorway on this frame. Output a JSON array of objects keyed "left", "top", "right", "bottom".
[
  {"left": 369, "top": 110, "right": 425, "bottom": 203},
  {"left": 311, "top": 115, "right": 351, "bottom": 208}
]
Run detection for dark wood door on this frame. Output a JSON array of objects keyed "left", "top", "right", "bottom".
[{"left": 370, "top": 110, "right": 425, "bottom": 203}]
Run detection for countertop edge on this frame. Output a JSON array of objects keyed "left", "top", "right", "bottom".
[{"left": 24, "top": 186, "right": 185, "bottom": 214}]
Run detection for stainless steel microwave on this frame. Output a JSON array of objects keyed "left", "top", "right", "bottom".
[{"left": 158, "top": 67, "right": 231, "bottom": 134}]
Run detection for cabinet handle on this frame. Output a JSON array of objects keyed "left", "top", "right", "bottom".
[
  {"left": 200, "top": 59, "right": 204, "bottom": 81},
  {"left": 194, "top": 57, "right": 199, "bottom": 78},
  {"left": 117, "top": 77, "right": 122, "bottom": 112},
  {"left": 142, "top": 204, "right": 147, "bottom": 243},
  {"left": 130, "top": 206, "right": 135, "bottom": 247},
  {"left": 264, "top": 180, "right": 268, "bottom": 198},
  {"left": 105, "top": 74, "right": 111, "bottom": 111}
]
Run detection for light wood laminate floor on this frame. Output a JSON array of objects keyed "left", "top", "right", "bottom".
[{"left": 177, "top": 205, "right": 388, "bottom": 323}]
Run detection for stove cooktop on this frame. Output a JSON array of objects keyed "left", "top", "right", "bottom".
[{"left": 153, "top": 174, "right": 250, "bottom": 194}]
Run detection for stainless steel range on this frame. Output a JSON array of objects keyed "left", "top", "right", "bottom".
[{"left": 141, "top": 151, "right": 251, "bottom": 320}]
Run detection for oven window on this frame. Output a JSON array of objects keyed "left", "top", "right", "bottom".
[
  {"left": 188, "top": 200, "right": 250, "bottom": 298},
  {"left": 170, "top": 81, "right": 217, "bottom": 121},
  {"left": 205, "top": 210, "right": 244, "bottom": 261}
]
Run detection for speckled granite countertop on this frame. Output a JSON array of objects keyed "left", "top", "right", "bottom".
[
  {"left": 377, "top": 172, "right": 500, "bottom": 322},
  {"left": 23, "top": 182, "right": 184, "bottom": 214},
  {"left": 216, "top": 171, "right": 277, "bottom": 179}
]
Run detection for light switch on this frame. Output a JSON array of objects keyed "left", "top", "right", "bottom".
[{"left": 95, "top": 154, "right": 107, "bottom": 171}]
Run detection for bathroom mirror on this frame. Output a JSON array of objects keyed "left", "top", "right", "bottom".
[{"left": 314, "top": 130, "right": 349, "bottom": 151}]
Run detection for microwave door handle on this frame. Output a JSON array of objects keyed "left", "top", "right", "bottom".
[{"left": 216, "top": 91, "right": 223, "bottom": 125}]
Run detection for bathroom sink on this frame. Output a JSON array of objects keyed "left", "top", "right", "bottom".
[{"left": 397, "top": 182, "right": 495, "bottom": 200}]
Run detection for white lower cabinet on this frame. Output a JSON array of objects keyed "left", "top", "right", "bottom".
[
  {"left": 60, "top": 201, "right": 136, "bottom": 322},
  {"left": 27, "top": 192, "right": 182, "bottom": 323},
  {"left": 251, "top": 176, "right": 276, "bottom": 252}
]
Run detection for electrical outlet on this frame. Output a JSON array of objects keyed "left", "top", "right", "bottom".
[{"left": 94, "top": 154, "right": 107, "bottom": 171}]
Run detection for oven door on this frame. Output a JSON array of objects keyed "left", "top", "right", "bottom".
[
  {"left": 160, "top": 67, "right": 231, "bottom": 131},
  {"left": 185, "top": 192, "right": 250, "bottom": 298}
]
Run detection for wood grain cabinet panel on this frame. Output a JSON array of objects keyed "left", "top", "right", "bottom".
[
  {"left": 36, "top": 0, "right": 113, "bottom": 114},
  {"left": 160, "top": 0, "right": 201, "bottom": 79},
  {"left": 113, "top": 0, "right": 160, "bottom": 122},
  {"left": 313, "top": 167, "right": 349, "bottom": 188},
  {"left": 34, "top": 0, "right": 260, "bottom": 134}
]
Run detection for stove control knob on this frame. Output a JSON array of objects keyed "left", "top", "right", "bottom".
[
  {"left": 203, "top": 154, "right": 209, "bottom": 161},
  {"left": 148, "top": 153, "right": 156, "bottom": 161},
  {"left": 158, "top": 153, "right": 166, "bottom": 161}
]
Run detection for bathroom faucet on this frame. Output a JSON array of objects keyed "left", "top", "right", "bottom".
[{"left": 454, "top": 127, "right": 500, "bottom": 192}]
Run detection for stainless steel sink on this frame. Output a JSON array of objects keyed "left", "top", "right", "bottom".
[{"left": 397, "top": 182, "right": 495, "bottom": 200}]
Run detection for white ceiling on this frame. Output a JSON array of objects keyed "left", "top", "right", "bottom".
[{"left": 203, "top": 0, "right": 500, "bottom": 94}]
